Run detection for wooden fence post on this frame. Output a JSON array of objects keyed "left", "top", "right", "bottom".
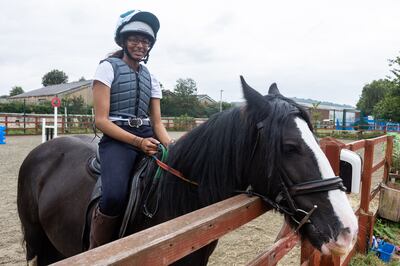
[
  {"left": 5, "top": 115, "right": 8, "bottom": 135},
  {"left": 360, "top": 140, "right": 374, "bottom": 213},
  {"left": 357, "top": 139, "right": 374, "bottom": 253},
  {"left": 301, "top": 240, "right": 320, "bottom": 266},
  {"left": 35, "top": 116, "right": 39, "bottom": 134},
  {"left": 61, "top": 115, "right": 65, "bottom": 134}
]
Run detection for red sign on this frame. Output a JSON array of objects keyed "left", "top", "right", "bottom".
[{"left": 51, "top": 97, "right": 61, "bottom": 108}]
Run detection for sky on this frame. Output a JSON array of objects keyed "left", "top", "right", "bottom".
[{"left": 1, "top": 0, "right": 400, "bottom": 106}]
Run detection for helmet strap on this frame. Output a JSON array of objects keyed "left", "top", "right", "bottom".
[{"left": 143, "top": 46, "right": 153, "bottom": 64}]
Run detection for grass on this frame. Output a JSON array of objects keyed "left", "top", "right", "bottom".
[
  {"left": 349, "top": 252, "right": 399, "bottom": 266},
  {"left": 374, "top": 218, "right": 400, "bottom": 246},
  {"left": 387, "top": 133, "right": 400, "bottom": 172},
  {"left": 350, "top": 217, "right": 400, "bottom": 265}
]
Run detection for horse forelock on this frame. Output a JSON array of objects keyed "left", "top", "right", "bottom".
[{"left": 251, "top": 96, "right": 308, "bottom": 193}]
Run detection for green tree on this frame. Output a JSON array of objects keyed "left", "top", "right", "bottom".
[
  {"left": 373, "top": 95, "right": 400, "bottom": 122},
  {"left": 175, "top": 78, "right": 203, "bottom": 116},
  {"left": 356, "top": 79, "right": 394, "bottom": 115},
  {"left": 388, "top": 55, "right": 400, "bottom": 81},
  {"left": 160, "top": 91, "right": 178, "bottom": 116},
  {"left": 310, "top": 102, "right": 322, "bottom": 129},
  {"left": 161, "top": 78, "right": 203, "bottom": 117},
  {"left": 174, "top": 78, "right": 197, "bottom": 97},
  {"left": 160, "top": 78, "right": 231, "bottom": 118},
  {"left": 62, "top": 95, "right": 89, "bottom": 114},
  {"left": 42, "top": 69, "right": 68, "bottom": 86},
  {"left": 9, "top": 86, "right": 24, "bottom": 96},
  {"left": 202, "top": 102, "right": 233, "bottom": 117}
]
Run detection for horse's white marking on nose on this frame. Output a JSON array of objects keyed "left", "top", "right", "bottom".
[{"left": 294, "top": 118, "right": 358, "bottom": 247}]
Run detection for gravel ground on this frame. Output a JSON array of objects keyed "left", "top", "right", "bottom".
[{"left": 0, "top": 135, "right": 386, "bottom": 265}]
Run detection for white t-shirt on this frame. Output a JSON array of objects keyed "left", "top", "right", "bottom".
[{"left": 94, "top": 60, "right": 162, "bottom": 99}]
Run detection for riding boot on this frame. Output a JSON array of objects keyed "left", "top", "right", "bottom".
[{"left": 89, "top": 207, "right": 119, "bottom": 249}]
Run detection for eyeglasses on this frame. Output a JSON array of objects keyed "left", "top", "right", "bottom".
[{"left": 126, "top": 37, "right": 151, "bottom": 47}]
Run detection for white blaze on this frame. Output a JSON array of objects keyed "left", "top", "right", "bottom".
[{"left": 294, "top": 118, "right": 358, "bottom": 248}]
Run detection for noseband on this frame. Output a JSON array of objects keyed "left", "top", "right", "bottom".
[{"left": 243, "top": 175, "right": 346, "bottom": 231}]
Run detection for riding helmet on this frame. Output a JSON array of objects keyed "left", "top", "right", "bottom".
[{"left": 115, "top": 10, "right": 160, "bottom": 47}]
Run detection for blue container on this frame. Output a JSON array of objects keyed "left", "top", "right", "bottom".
[
  {"left": 377, "top": 241, "right": 395, "bottom": 262},
  {"left": 0, "top": 125, "right": 5, "bottom": 144}
]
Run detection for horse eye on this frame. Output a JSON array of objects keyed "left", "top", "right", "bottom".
[{"left": 283, "top": 143, "right": 299, "bottom": 154}]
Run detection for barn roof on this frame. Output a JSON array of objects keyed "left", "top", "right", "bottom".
[{"left": 9, "top": 80, "right": 93, "bottom": 98}]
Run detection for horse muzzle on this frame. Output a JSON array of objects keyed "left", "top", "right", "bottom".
[{"left": 321, "top": 228, "right": 357, "bottom": 256}]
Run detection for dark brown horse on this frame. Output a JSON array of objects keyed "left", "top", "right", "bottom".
[{"left": 17, "top": 77, "right": 358, "bottom": 265}]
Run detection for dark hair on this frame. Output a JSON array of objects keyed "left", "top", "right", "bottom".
[{"left": 108, "top": 49, "right": 124, "bottom": 59}]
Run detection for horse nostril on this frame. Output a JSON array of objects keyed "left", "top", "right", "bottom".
[
  {"left": 340, "top": 227, "right": 351, "bottom": 236},
  {"left": 336, "top": 227, "right": 354, "bottom": 247}
]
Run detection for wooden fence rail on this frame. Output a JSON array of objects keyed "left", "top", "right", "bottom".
[
  {"left": 49, "top": 136, "right": 393, "bottom": 265},
  {"left": 0, "top": 114, "right": 208, "bottom": 134}
]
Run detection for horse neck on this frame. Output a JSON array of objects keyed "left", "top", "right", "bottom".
[{"left": 166, "top": 110, "right": 255, "bottom": 204}]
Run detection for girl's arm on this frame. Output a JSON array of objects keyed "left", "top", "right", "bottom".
[{"left": 149, "top": 98, "right": 172, "bottom": 147}]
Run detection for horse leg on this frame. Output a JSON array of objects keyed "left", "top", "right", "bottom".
[
  {"left": 18, "top": 160, "right": 64, "bottom": 265},
  {"left": 23, "top": 221, "right": 64, "bottom": 266}
]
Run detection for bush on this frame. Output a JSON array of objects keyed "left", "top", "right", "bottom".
[
  {"left": 315, "top": 130, "right": 385, "bottom": 140},
  {"left": 0, "top": 101, "right": 53, "bottom": 113},
  {"left": 172, "top": 115, "right": 195, "bottom": 131},
  {"left": 386, "top": 133, "right": 400, "bottom": 172}
]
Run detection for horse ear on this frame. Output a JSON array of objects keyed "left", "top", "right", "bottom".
[
  {"left": 268, "top": 83, "right": 281, "bottom": 95},
  {"left": 240, "top": 76, "right": 266, "bottom": 110}
]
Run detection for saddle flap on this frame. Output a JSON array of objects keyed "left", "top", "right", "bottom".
[{"left": 119, "top": 156, "right": 156, "bottom": 237}]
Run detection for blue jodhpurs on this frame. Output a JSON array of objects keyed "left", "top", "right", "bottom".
[{"left": 98, "top": 125, "right": 154, "bottom": 216}]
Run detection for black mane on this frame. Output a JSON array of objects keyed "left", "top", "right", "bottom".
[{"left": 160, "top": 85, "right": 313, "bottom": 218}]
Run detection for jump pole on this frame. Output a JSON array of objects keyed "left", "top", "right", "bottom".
[
  {"left": 42, "top": 97, "right": 61, "bottom": 143},
  {"left": 54, "top": 106, "right": 58, "bottom": 138}
]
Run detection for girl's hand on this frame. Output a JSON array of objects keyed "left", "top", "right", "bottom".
[
  {"left": 167, "top": 138, "right": 176, "bottom": 147},
  {"left": 139, "top": 137, "right": 159, "bottom": 155}
]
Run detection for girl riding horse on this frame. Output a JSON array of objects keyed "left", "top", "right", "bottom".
[{"left": 90, "top": 9, "right": 172, "bottom": 248}]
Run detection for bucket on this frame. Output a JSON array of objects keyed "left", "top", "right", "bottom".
[
  {"left": 378, "top": 241, "right": 396, "bottom": 263},
  {"left": 378, "top": 181, "right": 400, "bottom": 222}
]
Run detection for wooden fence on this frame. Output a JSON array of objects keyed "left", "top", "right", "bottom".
[
  {"left": 0, "top": 114, "right": 208, "bottom": 134},
  {"left": 300, "top": 135, "right": 393, "bottom": 265},
  {"left": 52, "top": 135, "right": 393, "bottom": 265}
]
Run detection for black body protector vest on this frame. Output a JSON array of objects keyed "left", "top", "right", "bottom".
[{"left": 104, "top": 57, "right": 152, "bottom": 118}]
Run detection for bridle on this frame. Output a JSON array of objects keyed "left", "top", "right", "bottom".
[
  {"left": 239, "top": 115, "right": 346, "bottom": 231},
  {"left": 241, "top": 175, "right": 346, "bottom": 231}
]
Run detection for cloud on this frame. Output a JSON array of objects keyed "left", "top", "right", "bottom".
[{"left": 1, "top": 0, "right": 400, "bottom": 106}]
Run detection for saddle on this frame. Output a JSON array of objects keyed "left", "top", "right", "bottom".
[{"left": 82, "top": 146, "right": 164, "bottom": 250}]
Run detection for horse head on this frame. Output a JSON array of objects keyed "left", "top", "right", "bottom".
[{"left": 240, "top": 76, "right": 358, "bottom": 255}]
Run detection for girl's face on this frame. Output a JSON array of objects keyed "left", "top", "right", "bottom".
[{"left": 125, "top": 34, "right": 151, "bottom": 61}]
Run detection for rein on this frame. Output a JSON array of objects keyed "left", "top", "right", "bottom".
[
  {"left": 153, "top": 157, "right": 198, "bottom": 186},
  {"left": 151, "top": 145, "right": 198, "bottom": 186}
]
